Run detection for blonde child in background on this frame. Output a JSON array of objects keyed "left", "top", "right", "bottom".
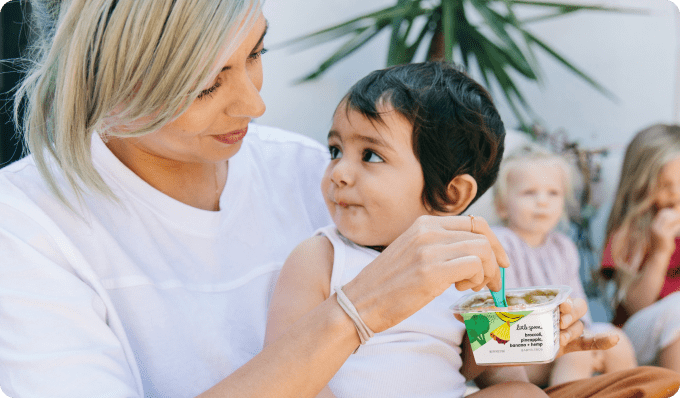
[
  {"left": 262, "top": 62, "right": 664, "bottom": 398},
  {"left": 601, "top": 124, "right": 680, "bottom": 372},
  {"left": 492, "top": 144, "right": 637, "bottom": 387}
]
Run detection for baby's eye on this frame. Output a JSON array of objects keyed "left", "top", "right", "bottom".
[
  {"left": 329, "top": 146, "right": 342, "bottom": 160},
  {"left": 362, "top": 150, "right": 384, "bottom": 163}
]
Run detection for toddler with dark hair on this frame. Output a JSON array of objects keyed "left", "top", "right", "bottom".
[{"left": 264, "top": 62, "right": 653, "bottom": 398}]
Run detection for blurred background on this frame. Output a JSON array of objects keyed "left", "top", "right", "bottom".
[
  {"left": 255, "top": 0, "right": 680, "bottom": 320},
  {"left": 1, "top": 0, "right": 679, "bottom": 328}
]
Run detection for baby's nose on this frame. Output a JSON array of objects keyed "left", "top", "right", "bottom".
[{"left": 330, "top": 159, "right": 355, "bottom": 186}]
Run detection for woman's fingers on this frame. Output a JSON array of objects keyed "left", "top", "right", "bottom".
[
  {"left": 443, "top": 235, "right": 501, "bottom": 292},
  {"left": 343, "top": 214, "right": 508, "bottom": 333},
  {"left": 440, "top": 215, "right": 510, "bottom": 269},
  {"left": 448, "top": 255, "right": 486, "bottom": 286}
]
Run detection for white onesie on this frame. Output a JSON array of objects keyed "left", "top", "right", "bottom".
[{"left": 318, "top": 225, "right": 469, "bottom": 398}]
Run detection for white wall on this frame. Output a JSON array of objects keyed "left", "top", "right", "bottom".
[{"left": 259, "top": 0, "right": 680, "bottom": 251}]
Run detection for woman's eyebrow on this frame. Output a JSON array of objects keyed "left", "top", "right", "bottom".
[{"left": 217, "top": 20, "right": 269, "bottom": 74}]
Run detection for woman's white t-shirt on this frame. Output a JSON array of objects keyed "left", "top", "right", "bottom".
[{"left": 0, "top": 125, "right": 331, "bottom": 398}]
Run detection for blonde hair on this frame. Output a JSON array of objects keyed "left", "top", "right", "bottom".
[
  {"left": 605, "top": 124, "right": 680, "bottom": 278},
  {"left": 14, "top": 0, "right": 261, "bottom": 206},
  {"left": 493, "top": 143, "right": 575, "bottom": 225}
]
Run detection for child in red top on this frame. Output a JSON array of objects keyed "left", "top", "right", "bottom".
[
  {"left": 602, "top": 238, "right": 680, "bottom": 309},
  {"left": 601, "top": 124, "right": 680, "bottom": 370}
]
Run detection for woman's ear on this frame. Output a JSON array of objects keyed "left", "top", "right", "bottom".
[{"left": 442, "top": 174, "right": 478, "bottom": 215}]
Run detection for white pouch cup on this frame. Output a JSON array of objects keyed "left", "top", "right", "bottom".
[{"left": 450, "top": 285, "right": 572, "bottom": 365}]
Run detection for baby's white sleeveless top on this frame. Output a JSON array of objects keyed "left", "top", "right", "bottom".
[{"left": 318, "top": 225, "right": 468, "bottom": 398}]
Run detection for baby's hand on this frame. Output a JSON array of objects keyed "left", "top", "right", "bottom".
[
  {"left": 555, "top": 297, "right": 618, "bottom": 358},
  {"left": 650, "top": 207, "right": 680, "bottom": 254}
]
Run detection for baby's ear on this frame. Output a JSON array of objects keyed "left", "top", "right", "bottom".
[{"left": 442, "top": 174, "right": 478, "bottom": 215}]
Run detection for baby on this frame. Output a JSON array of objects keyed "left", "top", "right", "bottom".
[
  {"left": 265, "top": 62, "right": 611, "bottom": 398},
  {"left": 491, "top": 144, "right": 637, "bottom": 387}
]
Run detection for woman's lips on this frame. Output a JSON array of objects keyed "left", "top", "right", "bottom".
[{"left": 213, "top": 127, "right": 248, "bottom": 144}]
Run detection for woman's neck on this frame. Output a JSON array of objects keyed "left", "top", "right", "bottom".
[{"left": 104, "top": 137, "right": 227, "bottom": 211}]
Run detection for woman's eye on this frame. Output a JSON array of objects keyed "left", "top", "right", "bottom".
[
  {"left": 362, "top": 150, "right": 384, "bottom": 163},
  {"left": 329, "top": 146, "right": 342, "bottom": 160},
  {"left": 197, "top": 79, "right": 222, "bottom": 100},
  {"left": 249, "top": 48, "right": 268, "bottom": 61}
]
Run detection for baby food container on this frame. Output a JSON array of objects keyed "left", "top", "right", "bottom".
[{"left": 450, "top": 285, "right": 572, "bottom": 365}]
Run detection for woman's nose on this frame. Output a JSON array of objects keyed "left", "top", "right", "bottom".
[
  {"left": 671, "top": 183, "right": 680, "bottom": 198},
  {"left": 226, "top": 69, "right": 266, "bottom": 119}
]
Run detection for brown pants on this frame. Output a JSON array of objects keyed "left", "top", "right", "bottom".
[{"left": 545, "top": 366, "right": 680, "bottom": 398}]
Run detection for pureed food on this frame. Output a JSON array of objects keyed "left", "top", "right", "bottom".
[
  {"left": 450, "top": 285, "right": 572, "bottom": 365},
  {"left": 463, "top": 289, "right": 558, "bottom": 310}
]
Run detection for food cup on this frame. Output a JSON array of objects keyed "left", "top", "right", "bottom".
[{"left": 450, "top": 285, "right": 572, "bottom": 365}]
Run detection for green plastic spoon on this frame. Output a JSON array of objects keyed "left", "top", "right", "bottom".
[{"left": 490, "top": 267, "right": 508, "bottom": 308}]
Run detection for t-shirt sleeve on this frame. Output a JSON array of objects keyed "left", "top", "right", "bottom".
[{"left": 0, "top": 204, "right": 141, "bottom": 398}]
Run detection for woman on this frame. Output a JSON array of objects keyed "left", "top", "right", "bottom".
[{"left": 0, "top": 1, "right": 675, "bottom": 397}]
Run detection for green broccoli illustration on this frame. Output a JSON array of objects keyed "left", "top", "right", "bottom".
[{"left": 467, "top": 314, "right": 490, "bottom": 345}]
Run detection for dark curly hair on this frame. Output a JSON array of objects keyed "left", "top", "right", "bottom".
[{"left": 340, "top": 61, "right": 505, "bottom": 212}]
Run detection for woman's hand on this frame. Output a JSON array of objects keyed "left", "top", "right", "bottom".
[
  {"left": 555, "top": 297, "right": 618, "bottom": 357},
  {"left": 342, "top": 215, "right": 509, "bottom": 334}
]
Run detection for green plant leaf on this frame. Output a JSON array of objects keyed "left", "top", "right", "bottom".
[
  {"left": 507, "top": 0, "right": 646, "bottom": 14},
  {"left": 296, "top": 25, "right": 385, "bottom": 82},
  {"left": 465, "top": 27, "right": 534, "bottom": 128},
  {"left": 274, "top": 3, "right": 421, "bottom": 50},
  {"left": 277, "top": 0, "right": 643, "bottom": 128},
  {"left": 519, "top": 27, "right": 618, "bottom": 100},
  {"left": 518, "top": 8, "right": 588, "bottom": 24},
  {"left": 469, "top": 0, "right": 536, "bottom": 78},
  {"left": 404, "top": 16, "right": 436, "bottom": 63}
]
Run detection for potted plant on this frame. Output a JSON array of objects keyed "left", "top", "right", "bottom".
[{"left": 280, "top": 0, "right": 643, "bottom": 131}]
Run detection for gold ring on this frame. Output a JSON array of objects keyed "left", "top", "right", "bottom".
[{"left": 469, "top": 214, "right": 475, "bottom": 233}]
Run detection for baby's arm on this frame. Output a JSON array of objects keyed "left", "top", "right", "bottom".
[{"left": 265, "top": 235, "right": 339, "bottom": 398}]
